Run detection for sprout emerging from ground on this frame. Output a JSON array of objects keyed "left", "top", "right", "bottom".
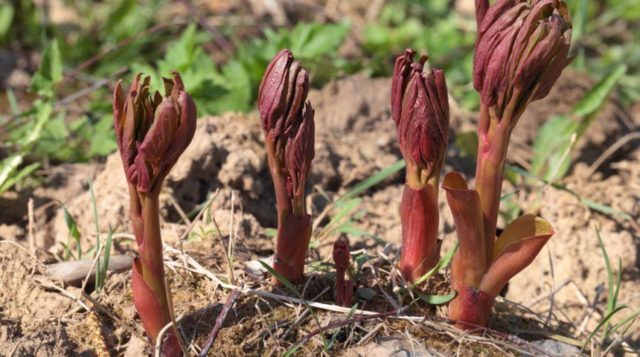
[
  {"left": 445, "top": 0, "right": 571, "bottom": 329},
  {"left": 113, "top": 71, "right": 196, "bottom": 356},
  {"left": 391, "top": 49, "right": 450, "bottom": 283},
  {"left": 333, "top": 239, "right": 353, "bottom": 307},
  {"left": 258, "top": 49, "right": 315, "bottom": 284}
]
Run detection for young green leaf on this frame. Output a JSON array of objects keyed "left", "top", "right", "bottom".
[
  {"left": 572, "top": 65, "right": 627, "bottom": 118},
  {"left": 95, "top": 227, "right": 113, "bottom": 292},
  {"left": 31, "top": 39, "right": 63, "bottom": 97},
  {"left": 0, "top": 3, "right": 14, "bottom": 41},
  {"left": 59, "top": 201, "right": 82, "bottom": 260},
  {"left": 531, "top": 65, "right": 627, "bottom": 181},
  {"left": 412, "top": 242, "right": 458, "bottom": 286},
  {"left": 416, "top": 290, "right": 456, "bottom": 305},
  {"left": 531, "top": 115, "right": 579, "bottom": 181}
]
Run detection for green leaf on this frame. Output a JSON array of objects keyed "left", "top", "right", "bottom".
[
  {"left": 412, "top": 242, "right": 458, "bottom": 286},
  {"left": 105, "top": 0, "right": 136, "bottom": 34},
  {"left": 330, "top": 199, "right": 361, "bottom": 226},
  {"left": 209, "top": 60, "right": 252, "bottom": 113},
  {"left": 582, "top": 305, "right": 629, "bottom": 350},
  {"left": 31, "top": 39, "right": 63, "bottom": 97},
  {"left": 87, "top": 116, "right": 118, "bottom": 157},
  {"left": 258, "top": 260, "right": 304, "bottom": 300},
  {"left": 531, "top": 115, "right": 579, "bottom": 181},
  {"left": 531, "top": 65, "right": 627, "bottom": 182},
  {"left": 0, "top": 3, "right": 14, "bottom": 41},
  {"left": 59, "top": 201, "right": 82, "bottom": 260},
  {"left": 324, "top": 304, "right": 358, "bottom": 352},
  {"left": 572, "top": 65, "right": 627, "bottom": 118},
  {"left": 354, "top": 253, "right": 371, "bottom": 270},
  {"left": 96, "top": 227, "right": 113, "bottom": 292},
  {"left": 160, "top": 24, "right": 198, "bottom": 72},
  {"left": 0, "top": 101, "right": 51, "bottom": 192},
  {"left": 416, "top": 290, "right": 456, "bottom": 305},
  {"left": 337, "top": 223, "right": 372, "bottom": 237},
  {"left": 0, "top": 162, "right": 39, "bottom": 193},
  {"left": 570, "top": 0, "right": 588, "bottom": 51},
  {"left": 294, "top": 22, "right": 350, "bottom": 59},
  {"left": 0, "top": 155, "right": 24, "bottom": 193},
  {"left": 608, "top": 310, "right": 640, "bottom": 338},
  {"left": 5, "top": 88, "right": 19, "bottom": 115}
]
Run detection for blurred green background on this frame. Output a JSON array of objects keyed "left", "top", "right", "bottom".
[{"left": 0, "top": 0, "right": 638, "bottom": 193}]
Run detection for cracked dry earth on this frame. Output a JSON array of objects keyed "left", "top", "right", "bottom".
[{"left": 0, "top": 70, "right": 638, "bottom": 356}]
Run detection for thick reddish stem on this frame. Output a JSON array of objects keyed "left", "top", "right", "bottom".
[
  {"left": 272, "top": 212, "right": 312, "bottom": 284},
  {"left": 398, "top": 183, "right": 440, "bottom": 282},
  {"left": 447, "top": 284, "right": 495, "bottom": 329},
  {"left": 474, "top": 106, "right": 510, "bottom": 260},
  {"left": 267, "top": 142, "right": 292, "bottom": 224},
  {"left": 131, "top": 194, "right": 180, "bottom": 356}
]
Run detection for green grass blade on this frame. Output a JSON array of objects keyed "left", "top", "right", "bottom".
[
  {"left": 500, "top": 190, "right": 520, "bottom": 201},
  {"left": 582, "top": 305, "right": 629, "bottom": 350},
  {"left": 58, "top": 200, "right": 82, "bottom": 260},
  {"left": 609, "top": 310, "right": 640, "bottom": 337},
  {"left": 506, "top": 165, "right": 632, "bottom": 220},
  {"left": 96, "top": 227, "right": 113, "bottom": 292},
  {"left": 596, "top": 227, "right": 617, "bottom": 338},
  {"left": 0, "top": 162, "right": 39, "bottom": 193},
  {"left": 336, "top": 159, "right": 405, "bottom": 204},
  {"left": 572, "top": 65, "right": 627, "bottom": 118},
  {"left": 413, "top": 241, "right": 458, "bottom": 287},
  {"left": 89, "top": 182, "right": 101, "bottom": 283}
]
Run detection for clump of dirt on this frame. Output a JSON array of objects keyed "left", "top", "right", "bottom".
[
  {"left": 0, "top": 244, "right": 80, "bottom": 355},
  {"left": 0, "top": 245, "right": 76, "bottom": 332},
  {"left": 0, "top": 320, "right": 77, "bottom": 357}
]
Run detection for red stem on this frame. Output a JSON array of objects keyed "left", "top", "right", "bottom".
[
  {"left": 131, "top": 192, "right": 180, "bottom": 356},
  {"left": 447, "top": 284, "right": 495, "bottom": 329},
  {"left": 398, "top": 183, "right": 440, "bottom": 282},
  {"left": 474, "top": 106, "right": 510, "bottom": 261},
  {"left": 267, "top": 139, "right": 312, "bottom": 284},
  {"left": 272, "top": 212, "right": 312, "bottom": 284}
]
